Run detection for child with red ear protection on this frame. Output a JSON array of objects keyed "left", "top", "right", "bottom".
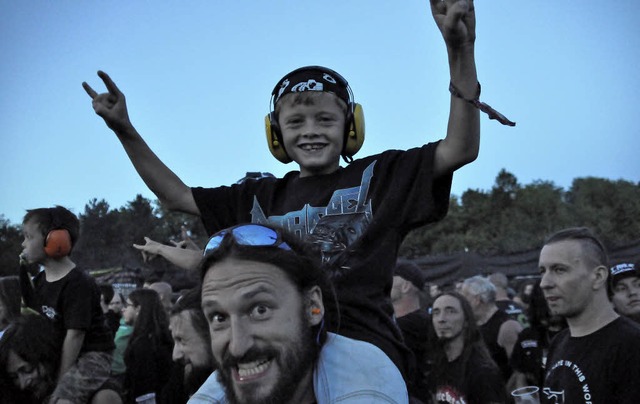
[
  {"left": 83, "top": 1, "right": 514, "bottom": 399},
  {"left": 20, "top": 206, "right": 116, "bottom": 403}
]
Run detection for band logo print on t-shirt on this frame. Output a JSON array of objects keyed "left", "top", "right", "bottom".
[{"left": 251, "top": 161, "right": 376, "bottom": 275}]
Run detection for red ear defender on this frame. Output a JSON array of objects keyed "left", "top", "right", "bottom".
[
  {"left": 44, "top": 229, "right": 72, "bottom": 258},
  {"left": 311, "top": 307, "right": 321, "bottom": 315}
]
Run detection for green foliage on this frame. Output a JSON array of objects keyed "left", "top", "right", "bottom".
[
  {"left": 1, "top": 173, "right": 638, "bottom": 279},
  {"left": 401, "top": 170, "right": 640, "bottom": 256}
]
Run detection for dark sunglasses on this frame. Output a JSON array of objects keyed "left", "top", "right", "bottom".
[{"left": 203, "top": 224, "right": 292, "bottom": 256}]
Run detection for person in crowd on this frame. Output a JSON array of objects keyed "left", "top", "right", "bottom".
[
  {"left": 488, "top": 272, "right": 529, "bottom": 328},
  {"left": 109, "top": 291, "right": 125, "bottom": 314},
  {"left": 190, "top": 223, "right": 408, "bottom": 403},
  {"left": 160, "top": 287, "right": 215, "bottom": 403},
  {"left": 508, "top": 283, "right": 566, "bottom": 391},
  {"left": 82, "top": 0, "right": 515, "bottom": 386},
  {"left": 110, "top": 292, "right": 133, "bottom": 390},
  {"left": 0, "top": 314, "right": 122, "bottom": 404},
  {"left": 122, "top": 288, "right": 173, "bottom": 403},
  {"left": 460, "top": 275, "right": 523, "bottom": 380},
  {"left": 149, "top": 281, "right": 174, "bottom": 317},
  {"left": 99, "top": 284, "right": 121, "bottom": 336},
  {"left": 512, "top": 280, "right": 536, "bottom": 311},
  {"left": 539, "top": 227, "right": 640, "bottom": 402},
  {"left": 20, "top": 206, "right": 115, "bottom": 403},
  {"left": 391, "top": 260, "right": 432, "bottom": 401},
  {"left": 609, "top": 261, "right": 640, "bottom": 323},
  {"left": 0, "top": 276, "right": 21, "bottom": 339},
  {"left": 424, "top": 291, "right": 507, "bottom": 404}
]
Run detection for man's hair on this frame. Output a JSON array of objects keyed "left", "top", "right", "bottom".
[
  {"left": 394, "top": 259, "right": 425, "bottom": 291},
  {"left": 22, "top": 206, "right": 80, "bottom": 250},
  {"left": 462, "top": 275, "right": 497, "bottom": 304},
  {"left": 429, "top": 292, "right": 497, "bottom": 389},
  {"left": 170, "top": 287, "right": 211, "bottom": 346},
  {"left": 199, "top": 226, "right": 334, "bottom": 346},
  {"left": 544, "top": 227, "right": 608, "bottom": 268},
  {"left": 98, "top": 284, "right": 115, "bottom": 307},
  {"left": 0, "top": 276, "right": 21, "bottom": 329}
]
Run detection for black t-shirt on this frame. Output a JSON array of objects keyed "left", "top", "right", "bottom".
[
  {"left": 542, "top": 316, "right": 640, "bottom": 403},
  {"left": 480, "top": 309, "right": 513, "bottom": 380},
  {"left": 31, "top": 267, "right": 115, "bottom": 353},
  {"left": 192, "top": 143, "right": 453, "bottom": 378},
  {"left": 430, "top": 349, "right": 507, "bottom": 404},
  {"left": 496, "top": 299, "right": 529, "bottom": 328}
]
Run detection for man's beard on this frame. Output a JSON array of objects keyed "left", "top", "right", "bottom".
[{"left": 214, "top": 315, "right": 318, "bottom": 404}]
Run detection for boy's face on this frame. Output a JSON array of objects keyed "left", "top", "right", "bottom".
[
  {"left": 277, "top": 92, "right": 346, "bottom": 177},
  {"left": 21, "top": 219, "right": 46, "bottom": 265}
]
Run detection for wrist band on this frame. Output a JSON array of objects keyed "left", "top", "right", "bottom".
[{"left": 449, "top": 82, "right": 516, "bottom": 127}]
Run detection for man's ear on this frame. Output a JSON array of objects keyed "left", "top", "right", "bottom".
[
  {"left": 305, "top": 286, "right": 324, "bottom": 327},
  {"left": 592, "top": 265, "right": 609, "bottom": 290}
]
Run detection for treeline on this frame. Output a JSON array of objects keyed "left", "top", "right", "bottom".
[{"left": 1, "top": 170, "right": 639, "bottom": 279}]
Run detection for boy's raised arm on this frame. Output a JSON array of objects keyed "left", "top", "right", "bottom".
[
  {"left": 430, "top": 0, "right": 480, "bottom": 177},
  {"left": 82, "top": 71, "right": 200, "bottom": 215}
]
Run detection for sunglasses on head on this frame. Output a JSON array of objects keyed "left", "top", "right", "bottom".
[{"left": 203, "top": 224, "right": 292, "bottom": 256}]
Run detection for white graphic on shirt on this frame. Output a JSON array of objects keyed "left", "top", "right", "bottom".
[
  {"left": 41, "top": 305, "right": 58, "bottom": 321},
  {"left": 251, "top": 161, "right": 376, "bottom": 276}
]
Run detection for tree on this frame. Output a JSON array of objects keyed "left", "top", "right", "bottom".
[{"left": 0, "top": 215, "right": 22, "bottom": 276}]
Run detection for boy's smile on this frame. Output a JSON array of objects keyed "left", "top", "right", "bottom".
[{"left": 277, "top": 92, "right": 346, "bottom": 177}]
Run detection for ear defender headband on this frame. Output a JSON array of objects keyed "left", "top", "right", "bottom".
[
  {"left": 265, "top": 66, "right": 365, "bottom": 164},
  {"left": 43, "top": 211, "right": 72, "bottom": 259}
]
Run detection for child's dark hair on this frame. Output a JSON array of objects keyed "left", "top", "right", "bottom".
[
  {"left": 22, "top": 206, "right": 80, "bottom": 251},
  {"left": 199, "top": 225, "right": 337, "bottom": 346}
]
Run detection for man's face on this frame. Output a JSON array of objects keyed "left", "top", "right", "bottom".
[
  {"left": 201, "top": 257, "right": 319, "bottom": 404},
  {"left": 277, "top": 92, "right": 346, "bottom": 178},
  {"left": 21, "top": 220, "right": 46, "bottom": 265},
  {"left": 612, "top": 276, "right": 640, "bottom": 318},
  {"left": 6, "top": 350, "right": 50, "bottom": 399},
  {"left": 539, "top": 240, "right": 596, "bottom": 320},
  {"left": 432, "top": 295, "right": 466, "bottom": 343},
  {"left": 170, "top": 311, "right": 213, "bottom": 382},
  {"left": 122, "top": 298, "right": 138, "bottom": 326}
]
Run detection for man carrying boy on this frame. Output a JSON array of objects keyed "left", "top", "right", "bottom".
[
  {"left": 20, "top": 206, "right": 115, "bottom": 403},
  {"left": 83, "top": 0, "right": 512, "bottom": 382}
]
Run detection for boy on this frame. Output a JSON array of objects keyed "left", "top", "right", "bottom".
[
  {"left": 20, "top": 206, "right": 115, "bottom": 403},
  {"left": 83, "top": 0, "right": 512, "bottom": 382}
]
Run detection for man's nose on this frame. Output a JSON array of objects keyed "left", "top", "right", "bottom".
[
  {"left": 228, "top": 319, "right": 253, "bottom": 358},
  {"left": 172, "top": 344, "right": 184, "bottom": 362}
]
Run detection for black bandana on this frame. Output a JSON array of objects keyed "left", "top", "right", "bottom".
[{"left": 272, "top": 66, "right": 350, "bottom": 107}]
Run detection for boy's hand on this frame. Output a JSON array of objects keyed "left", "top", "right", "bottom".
[
  {"left": 82, "top": 71, "right": 134, "bottom": 134},
  {"left": 430, "top": 0, "right": 476, "bottom": 50}
]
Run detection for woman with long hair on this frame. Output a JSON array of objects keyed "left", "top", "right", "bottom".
[{"left": 122, "top": 288, "right": 173, "bottom": 403}]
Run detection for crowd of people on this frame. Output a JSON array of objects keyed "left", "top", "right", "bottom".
[{"left": 1, "top": 0, "right": 638, "bottom": 403}]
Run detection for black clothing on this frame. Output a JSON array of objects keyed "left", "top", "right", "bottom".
[
  {"left": 192, "top": 143, "right": 452, "bottom": 379},
  {"left": 542, "top": 316, "right": 640, "bottom": 403}
]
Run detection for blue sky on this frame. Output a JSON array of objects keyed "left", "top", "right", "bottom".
[{"left": 1, "top": 1, "right": 639, "bottom": 226}]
